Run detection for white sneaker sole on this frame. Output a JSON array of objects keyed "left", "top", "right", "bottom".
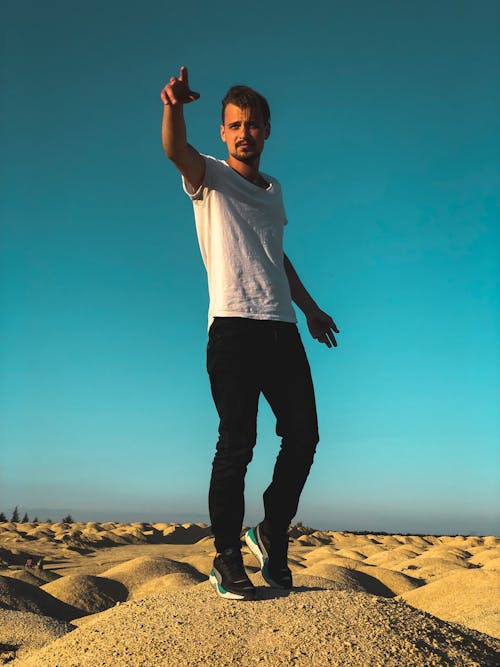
[{"left": 209, "top": 569, "right": 252, "bottom": 600}]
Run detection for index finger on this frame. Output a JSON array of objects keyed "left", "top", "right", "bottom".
[{"left": 179, "top": 66, "right": 188, "bottom": 83}]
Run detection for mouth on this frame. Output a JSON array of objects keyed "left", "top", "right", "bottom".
[{"left": 237, "top": 142, "right": 253, "bottom": 149}]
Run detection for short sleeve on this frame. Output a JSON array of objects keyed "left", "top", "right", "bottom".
[
  {"left": 181, "top": 154, "right": 219, "bottom": 201},
  {"left": 182, "top": 174, "right": 204, "bottom": 200}
]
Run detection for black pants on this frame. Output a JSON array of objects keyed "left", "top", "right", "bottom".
[{"left": 207, "top": 317, "right": 319, "bottom": 552}]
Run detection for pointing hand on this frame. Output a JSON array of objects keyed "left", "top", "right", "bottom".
[{"left": 160, "top": 66, "right": 200, "bottom": 106}]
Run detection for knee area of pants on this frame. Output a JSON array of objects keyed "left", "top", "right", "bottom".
[
  {"left": 215, "top": 435, "right": 256, "bottom": 458},
  {"left": 283, "top": 432, "right": 319, "bottom": 454},
  {"left": 213, "top": 446, "right": 254, "bottom": 467},
  {"left": 216, "top": 431, "right": 256, "bottom": 451}
]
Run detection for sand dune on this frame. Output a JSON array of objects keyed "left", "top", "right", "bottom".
[
  {"left": 363, "top": 546, "right": 422, "bottom": 567},
  {"left": 400, "top": 569, "right": 500, "bottom": 639},
  {"left": 351, "top": 565, "right": 423, "bottom": 596},
  {"left": 484, "top": 557, "right": 500, "bottom": 571},
  {"left": 0, "top": 568, "right": 59, "bottom": 586},
  {"left": 10, "top": 584, "right": 500, "bottom": 667},
  {"left": 0, "top": 521, "right": 498, "bottom": 665},
  {"left": 334, "top": 548, "right": 366, "bottom": 560},
  {"left": 396, "top": 555, "right": 473, "bottom": 580},
  {"left": 296, "top": 562, "right": 368, "bottom": 592},
  {"left": 41, "top": 575, "right": 127, "bottom": 614},
  {"left": 470, "top": 548, "right": 500, "bottom": 565},
  {"left": 131, "top": 571, "right": 206, "bottom": 598},
  {"left": 0, "top": 610, "right": 70, "bottom": 664},
  {"left": 0, "top": 575, "right": 81, "bottom": 620},
  {"left": 100, "top": 555, "right": 202, "bottom": 596},
  {"left": 300, "top": 544, "right": 339, "bottom": 562}
]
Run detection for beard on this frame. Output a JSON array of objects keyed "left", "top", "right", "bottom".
[{"left": 230, "top": 144, "right": 261, "bottom": 164}]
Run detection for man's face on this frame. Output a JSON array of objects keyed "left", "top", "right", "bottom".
[{"left": 220, "top": 103, "right": 270, "bottom": 164}]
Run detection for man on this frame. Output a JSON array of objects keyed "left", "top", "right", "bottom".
[{"left": 161, "top": 67, "right": 338, "bottom": 601}]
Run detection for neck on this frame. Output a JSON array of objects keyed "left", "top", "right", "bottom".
[{"left": 226, "top": 154, "right": 262, "bottom": 185}]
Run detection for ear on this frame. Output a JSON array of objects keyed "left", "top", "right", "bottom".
[
  {"left": 220, "top": 124, "right": 226, "bottom": 143},
  {"left": 265, "top": 122, "right": 271, "bottom": 140}
]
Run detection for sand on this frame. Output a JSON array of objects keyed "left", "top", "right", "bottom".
[{"left": 0, "top": 521, "right": 498, "bottom": 665}]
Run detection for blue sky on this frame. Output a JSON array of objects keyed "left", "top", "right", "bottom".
[{"left": 1, "top": 0, "right": 499, "bottom": 534}]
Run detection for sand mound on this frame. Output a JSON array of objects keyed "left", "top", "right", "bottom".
[
  {"left": 304, "top": 562, "right": 417, "bottom": 598},
  {"left": 301, "top": 544, "right": 339, "bottom": 562},
  {"left": 0, "top": 609, "right": 71, "bottom": 663},
  {"left": 12, "top": 582, "right": 500, "bottom": 667},
  {"left": 382, "top": 535, "right": 405, "bottom": 547},
  {"left": 92, "top": 530, "right": 132, "bottom": 546},
  {"left": 192, "top": 535, "right": 213, "bottom": 546},
  {"left": 470, "top": 549, "right": 500, "bottom": 566},
  {"left": 108, "top": 526, "right": 148, "bottom": 543},
  {"left": 0, "top": 575, "right": 81, "bottom": 621},
  {"left": 423, "top": 546, "right": 472, "bottom": 561},
  {"left": 100, "top": 556, "right": 200, "bottom": 595},
  {"left": 392, "top": 544, "right": 425, "bottom": 557},
  {"left": 483, "top": 557, "right": 500, "bottom": 571},
  {"left": 302, "top": 549, "right": 423, "bottom": 596},
  {"left": 0, "top": 522, "right": 500, "bottom": 667},
  {"left": 179, "top": 552, "right": 215, "bottom": 577},
  {"left": 355, "top": 565, "right": 424, "bottom": 596},
  {"left": 23, "top": 526, "right": 55, "bottom": 539},
  {"left": 0, "top": 522, "right": 213, "bottom": 558},
  {"left": 401, "top": 536, "right": 434, "bottom": 548},
  {"left": 363, "top": 548, "right": 420, "bottom": 567},
  {"left": 296, "top": 534, "right": 327, "bottom": 546},
  {"left": 41, "top": 575, "right": 127, "bottom": 614},
  {"left": 82, "top": 522, "right": 104, "bottom": 532},
  {"left": 299, "top": 563, "right": 368, "bottom": 592},
  {"left": 335, "top": 548, "right": 367, "bottom": 561},
  {"left": 131, "top": 571, "right": 206, "bottom": 598},
  {"left": 309, "top": 530, "right": 333, "bottom": 543},
  {"left": 397, "top": 556, "right": 472, "bottom": 580},
  {"left": 159, "top": 523, "right": 211, "bottom": 544},
  {"left": 350, "top": 543, "right": 388, "bottom": 557},
  {"left": 316, "top": 554, "right": 370, "bottom": 570},
  {"left": 439, "top": 536, "right": 484, "bottom": 549},
  {"left": 0, "top": 569, "right": 59, "bottom": 586},
  {"left": 400, "top": 569, "right": 500, "bottom": 639}
]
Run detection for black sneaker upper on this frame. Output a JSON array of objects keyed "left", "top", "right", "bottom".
[
  {"left": 213, "top": 547, "right": 255, "bottom": 599},
  {"left": 260, "top": 524, "right": 292, "bottom": 589}
]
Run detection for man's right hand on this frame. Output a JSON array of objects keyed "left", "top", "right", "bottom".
[
  {"left": 160, "top": 66, "right": 204, "bottom": 191},
  {"left": 160, "top": 66, "right": 200, "bottom": 106}
]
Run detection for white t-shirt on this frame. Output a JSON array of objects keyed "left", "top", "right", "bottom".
[{"left": 183, "top": 155, "right": 296, "bottom": 329}]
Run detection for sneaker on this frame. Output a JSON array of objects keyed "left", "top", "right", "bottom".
[
  {"left": 245, "top": 523, "right": 292, "bottom": 589},
  {"left": 209, "top": 547, "right": 256, "bottom": 600}
]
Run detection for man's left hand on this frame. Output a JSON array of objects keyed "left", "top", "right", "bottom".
[{"left": 306, "top": 309, "right": 339, "bottom": 348}]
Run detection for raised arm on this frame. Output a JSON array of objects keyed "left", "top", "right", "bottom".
[
  {"left": 160, "top": 66, "right": 205, "bottom": 191},
  {"left": 284, "top": 254, "right": 339, "bottom": 348}
]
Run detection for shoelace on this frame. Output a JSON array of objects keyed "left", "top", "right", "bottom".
[{"left": 219, "top": 550, "right": 251, "bottom": 584}]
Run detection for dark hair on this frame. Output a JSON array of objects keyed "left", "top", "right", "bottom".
[{"left": 221, "top": 85, "right": 271, "bottom": 125}]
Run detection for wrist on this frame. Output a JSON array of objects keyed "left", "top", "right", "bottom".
[{"left": 303, "top": 304, "right": 319, "bottom": 318}]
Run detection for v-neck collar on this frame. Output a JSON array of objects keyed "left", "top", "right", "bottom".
[{"left": 222, "top": 160, "right": 273, "bottom": 192}]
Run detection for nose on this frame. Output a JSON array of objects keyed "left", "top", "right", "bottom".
[{"left": 239, "top": 123, "right": 251, "bottom": 140}]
